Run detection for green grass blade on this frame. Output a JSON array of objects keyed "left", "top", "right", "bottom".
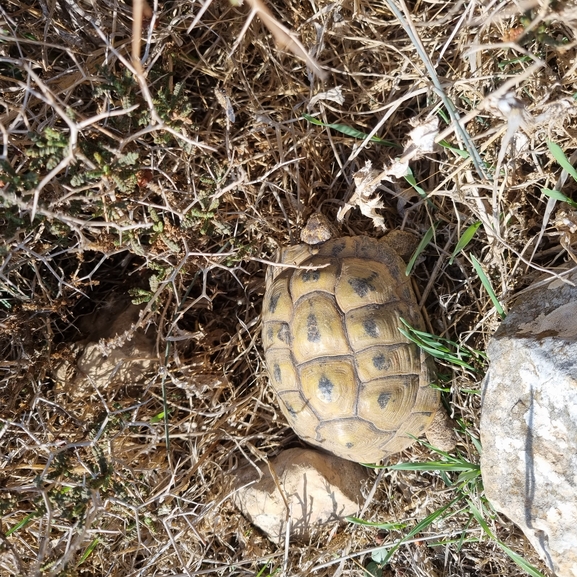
[
  {"left": 467, "top": 501, "right": 496, "bottom": 540},
  {"left": 547, "top": 140, "right": 577, "bottom": 182},
  {"left": 403, "top": 168, "right": 427, "bottom": 198},
  {"left": 78, "top": 537, "right": 99, "bottom": 565},
  {"left": 398, "top": 337, "right": 474, "bottom": 369},
  {"left": 398, "top": 320, "right": 480, "bottom": 370},
  {"left": 405, "top": 225, "right": 435, "bottom": 275},
  {"left": 302, "top": 114, "right": 399, "bottom": 147},
  {"left": 541, "top": 187, "right": 577, "bottom": 209},
  {"left": 439, "top": 139, "right": 470, "bottom": 159},
  {"left": 437, "top": 108, "right": 450, "bottom": 124},
  {"left": 470, "top": 255, "right": 506, "bottom": 319},
  {"left": 456, "top": 468, "right": 483, "bottom": 485},
  {"left": 255, "top": 562, "right": 280, "bottom": 577},
  {"left": 450, "top": 221, "right": 481, "bottom": 264},
  {"left": 499, "top": 545, "right": 546, "bottom": 577},
  {"left": 470, "top": 435, "right": 483, "bottom": 454},
  {"left": 150, "top": 410, "right": 167, "bottom": 424},
  {"left": 376, "top": 496, "right": 462, "bottom": 565},
  {"left": 387, "top": 461, "right": 480, "bottom": 472},
  {"left": 6, "top": 513, "right": 36, "bottom": 536},
  {"left": 468, "top": 501, "right": 545, "bottom": 577}
]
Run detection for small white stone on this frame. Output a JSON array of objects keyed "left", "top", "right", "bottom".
[{"left": 232, "top": 448, "right": 368, "bottom": 543}]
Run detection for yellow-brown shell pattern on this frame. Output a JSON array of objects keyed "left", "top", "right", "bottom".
[{"left": 262, "top": 236, "right": 439, "bottom": 463}]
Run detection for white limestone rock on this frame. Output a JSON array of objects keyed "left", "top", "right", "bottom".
[
  {"left": 480, "top": 269, "right": 577, "bottom": 577},
  {"left": 233, "top": 448, "right": 368, "bottom": 543}
]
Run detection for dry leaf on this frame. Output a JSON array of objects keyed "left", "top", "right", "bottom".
[
  {"left": 337, "top": 161, "right": 386, "bottom": 230},
  {"left": 406, "top": 116, "right": 439, "bottom": 155},
  {"left": 555, "top": 207, "right": 577, "bottom": 264},
  {"left": 381, "top": 116, "right": 440, "bottom": 180},
  {"left": 534, "top": 99, "right": 575, "bottom": 128},
  {"left": 308, "top": 86, "right": 345, "bottom": 109},
  {"left": 215, "top": 87, "right": 235, "bottom": 123}
]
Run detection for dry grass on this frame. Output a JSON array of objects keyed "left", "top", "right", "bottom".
[{"left": 1, "top": 0, "right": 576, "bottom": 575}]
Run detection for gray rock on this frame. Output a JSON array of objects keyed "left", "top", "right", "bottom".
[
  {"left": 233, "top": 448, "right": 368, "bottom": 543},
  {"left": 480, "top": 269, "right": 577, "bottom": 577}
]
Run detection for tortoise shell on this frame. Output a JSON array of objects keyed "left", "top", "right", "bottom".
[{"left": 262, "top": 236, "right": 440, "bottom": 463}]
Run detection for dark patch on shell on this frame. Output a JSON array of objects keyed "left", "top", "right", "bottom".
[
  {"left": 268, "top": 293, "right": 280, "bottom": 313},
  {"left": 307, "top": 314, "right": 321, "bottom": 342},
  {"left": 377, "top": 392, "right": 392, "bottom": 409},
  {"left": 277, "top": 324, "right": 291, "bottom": 344},
  {"left": 330, "top": 241, "right": 346, "bottom": 256},
  {"left": 373, "top": 353, "right": 390, "bottom": 370},
  {"left": 318, "top": 375, "right": 334, "bottom": 402},
  {"left": 302, "top": 270, "right": 321, "bottom": 282},
  {"left": 363, "top": 319, "right": 379, "bottom": 338},
  {"left": 285, "top": 402, "right": 297, "bottom": 417},
  {"left": 348, "top": 271, "right": 378, "bottom": 297}
]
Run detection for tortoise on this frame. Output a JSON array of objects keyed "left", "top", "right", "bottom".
[{"left": 261, "top": 216, "right": 454, "bottom": 463}]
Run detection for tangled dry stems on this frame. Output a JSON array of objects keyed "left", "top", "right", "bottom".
[{"left": 1, "top": 0, "right": 576, "bottom": 575}]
